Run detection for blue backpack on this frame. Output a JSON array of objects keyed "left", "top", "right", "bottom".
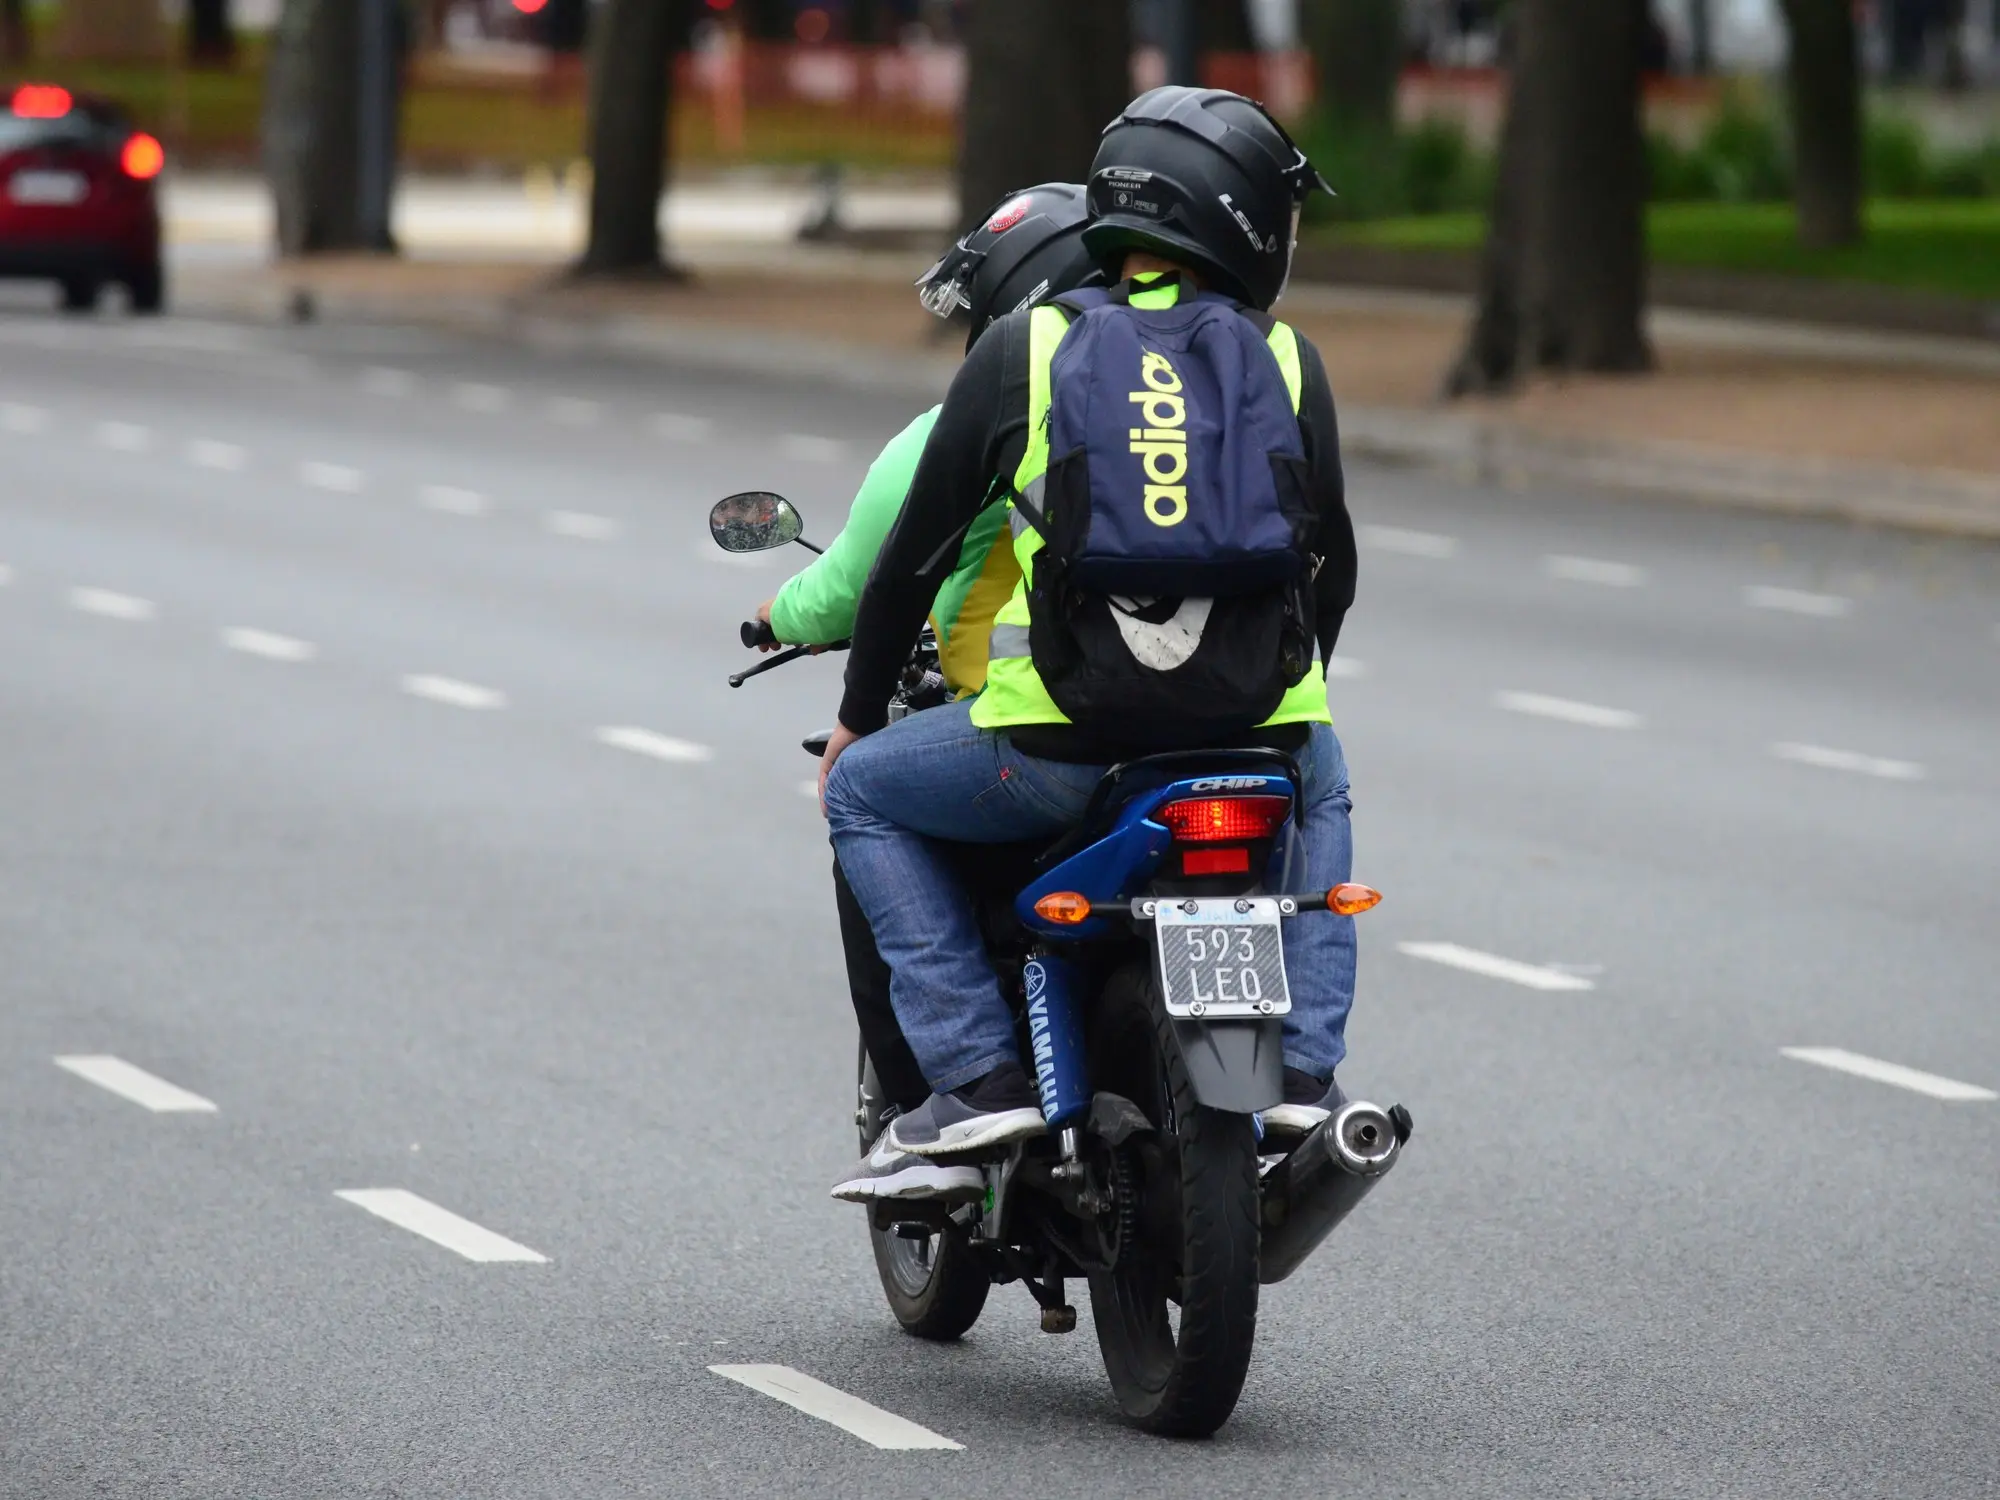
[{"left": 1014, "top": 278, "right": 1318, "bottom": 743}]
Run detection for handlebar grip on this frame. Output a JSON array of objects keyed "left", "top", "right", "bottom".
[{"left": 741, "top": 618, "right": 778, "bottom": 649}]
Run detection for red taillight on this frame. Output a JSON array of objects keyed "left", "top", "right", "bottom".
[
  {"left": 11, "top": 84, "right": 72, "bottom": 119},
  {"left": 1157, "top": 795, "right": 1290, "bottom": 844},
  {"left": 1181, "top": 847, "right": 1251, "bottom": 877},
  {"left": 121, "top": 132, "right": 165, "bottom": 180}
]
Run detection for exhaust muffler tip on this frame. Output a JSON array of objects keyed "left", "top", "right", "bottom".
[{"left": 1330, "top": 1101, "right": 1400, "bottom": 1175}]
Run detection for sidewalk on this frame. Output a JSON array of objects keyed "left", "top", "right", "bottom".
[{"left": 170, "top": 234, "right": 2000, "bottom": 542}]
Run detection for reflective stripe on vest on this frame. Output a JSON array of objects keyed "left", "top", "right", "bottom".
[{"left": 969, "top": 282, "right": 1330, "bottom": 734}]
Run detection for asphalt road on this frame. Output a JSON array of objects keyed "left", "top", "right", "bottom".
[{"left": 2, "top": 293, "right": 1995, "bottom": 1500}]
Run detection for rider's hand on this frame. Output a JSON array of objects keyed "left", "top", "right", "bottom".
[
  {"left": 817, "top": 721, "right": 864, "bottom": 815},
  {"left": 754, "top": 599, "right": 781, "bottom": 653}
]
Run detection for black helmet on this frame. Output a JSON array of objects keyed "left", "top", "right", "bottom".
[
  {"left": 916, "top": 182, "right": 1097, "bottom": 352},
  {"left": 1083, "top": 87, "right": 1332, "bottom": 310}
]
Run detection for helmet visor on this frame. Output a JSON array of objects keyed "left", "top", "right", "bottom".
[{"left": 916, "top": 245, "right": 982, "bottom": 319}]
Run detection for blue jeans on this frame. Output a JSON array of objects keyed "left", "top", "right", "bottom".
[{"left": 823, "top": 699, "right": 1357, "bottom": 1093}]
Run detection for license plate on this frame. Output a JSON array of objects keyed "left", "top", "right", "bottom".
[
  {"left": 1153, "top": 897, "right": 1291, "bottom": 1019},
  {"left": 8, "top": 170, "right": 88, "bottom": 206}
]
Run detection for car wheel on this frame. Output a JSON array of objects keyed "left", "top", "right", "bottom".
[
  {"left": 126, "top": 264, "right": 165, "bottom": 316},
  {"left": 59, "top": 277, "right": 101, "bottom": 314}
]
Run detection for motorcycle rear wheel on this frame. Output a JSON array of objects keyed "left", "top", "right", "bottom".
[
  {"left": 858, "top": 1044, "right": 990, "bottom": 1341},
  {"left": 1086, "top": 962, "right": 1261, "bottom": 1437}
]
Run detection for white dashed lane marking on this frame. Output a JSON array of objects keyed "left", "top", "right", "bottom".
[
  {"left": 1359, "top": 524, "right": 1458, "bottom": 559},
  {"left": 0, "top": 563, "right": 12, "bottom": 585},
  {"left": 334, "top": 1189, "right": 548, "bottom": 1263},
  {"left": 596, "top": 726, "right": 713, "bottom": 763},
  {"left": 1780, "top": 1048, "right": 1996, "bottom": 1102},
  {"left": 55, "top": 1055, "right": 217, "bottom": 1113},
  {"left": 1324, "top": 657, "right": 1367, "bottom": 679},
  {"left": 69, "top": 586, "right": 156, "bottom": 621},
  {"left": 188, "top": 438, "right": 248, "bottom": 471},
  {"left": 0, "top": 400, "right": 49, "bottom": 433},
  {"left": 419, "top": 483, "right": 489, "bottom": 517},
  {"left": 709, "top": 1365, "right": 963, "bottom": 1451},
  {"left": 94, "top": 420, "right": 150, "bottom": 452},
  {"left": 1398, "top": 942, "right": 1597, "bottom": 992},
  {"left": 1771, "top": 742, "right": 1924, "bottom": 782},
  {"left": 1546, "top": 554, "right": 1647, "bottom": 587},
  {"left": 300, "top": 460, "right": 363, "bottom": 493},
  {"left": 1495, "top": 690, "right": 1641, "bottom": 730},
  {"left": 545, "top": 509, "right": 621, "bottom": 540},
  {"left": 455, "top": 382, "right": 510, "bottom": 413},
  {"left": 401, "top": 674, "right": 507, "bottom": 710},
  {"left": 652, "top": 412, "right": 712, "bottom": 442},
  {"left": 1745, "top": 584, "right": 1852, "bottom": 618},
  {"left": 779, "top": 433, "right": 845, "bottom": 463},
  {"left": 222, "top": 626, "right": 317, "bottom": 663}
]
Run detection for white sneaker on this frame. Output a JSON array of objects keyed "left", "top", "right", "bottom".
[{"left": 830, "top": 1127, "right": 985, "bottom": 1203}]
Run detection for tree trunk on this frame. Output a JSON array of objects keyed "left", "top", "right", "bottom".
[
  {"left": 1779, "top": 0, "right": 1863, "bottom": 250},
  {"left": 1301, "top": 0, "right": 1404, "bottom": 131},
  {"left": 957, "top": 0, "right": 1131, "bottom": 233},
  {"left": 187, "top": 0, "right": 236, "bottom": 65},
  {"left": 53, "top": 0, "right": 166, "bottom": 60},
  {"left": 576, "top": 0, "right": 691, "bottom": 277},
  {"left": 1197, "top": 0, "right": 1257, "bottom": 53},
  {"left": 1445, "top": 0, "right": 1652, "bottom": 395},
  {"left": 263, "top": 0, "right": 403, "bottom": 255},
  {"left": 0, "top": 0, "right": 28, "bottom": 66},
  {"left": 1687, "top": 0, "right": 1713, "bottom": 71}
]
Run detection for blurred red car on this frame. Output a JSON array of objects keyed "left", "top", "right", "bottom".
[{"left": 0, "top": 84, "right": 164, "bottom": 313}]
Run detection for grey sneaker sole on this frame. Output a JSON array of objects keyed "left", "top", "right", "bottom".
[
  {"left": 829, "top": 1160, "right": 984, "bottom": 1203},
  {"left": 891, "top": 1107, "right": 1046, "bottom": 1159}
]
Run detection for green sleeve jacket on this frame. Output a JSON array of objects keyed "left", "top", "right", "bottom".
[{"left": 767, "top": 405, "right": 1020, "bottom": 698}]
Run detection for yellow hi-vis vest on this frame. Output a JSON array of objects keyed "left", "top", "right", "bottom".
[{"left": 969, "top": 279, "right": 1333, "bottom": 734}]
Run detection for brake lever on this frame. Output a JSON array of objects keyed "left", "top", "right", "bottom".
[{"left": 726, "top": 638, "right": 851, "bottom": 688}]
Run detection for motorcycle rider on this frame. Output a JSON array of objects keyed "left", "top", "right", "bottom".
[
  {"left": 820, "top": 88, "right": 1360, "bottom": 1191},
  {"left": 743, "top": 185, "right": 1100, "bottom": 1200}
]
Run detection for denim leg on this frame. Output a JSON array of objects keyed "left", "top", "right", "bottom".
[
  {"left": 822, "top": 700, "right": 1104, "bottom": 1092},
  {"left": 1276, "top": 723, "right": 1357, "bottom": 1078}
]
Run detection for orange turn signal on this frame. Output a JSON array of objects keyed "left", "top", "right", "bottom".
[
  {"left": 121, "top": 132, "right": 165, "bottom": 181},
  {"left": 1033, "top": 891, "right": 1092, "bottom": 925},
  {"left": 1328, "top": 883, "right": 1383, "bottom": 916}
]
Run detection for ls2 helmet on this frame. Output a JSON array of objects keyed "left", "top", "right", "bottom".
[
  {"left": 1082, "top": 87, "right": 1333, "bottom": 310},
  {"left": 916, "top": 182, "right": 1098, "bottom": 352}
]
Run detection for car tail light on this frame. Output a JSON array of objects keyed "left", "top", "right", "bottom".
[
  {"left": 1157, "top": 795, "right": 1290, "bottom": 844},
  {"left": 11, "top": 84, "right": 72, "bottom": 119},
  {"left": 121, "top": 133, "right": 165, "bottom": 180},
  {"left": 1181, "top": 847, "right": 1251, "bottom": 877}
]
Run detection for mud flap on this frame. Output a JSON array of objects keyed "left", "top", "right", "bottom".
[{"left": 1165, "top": 1016, "right": 1284, "bottom": 1113}]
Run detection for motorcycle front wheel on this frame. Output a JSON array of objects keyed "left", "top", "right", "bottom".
[
  {"left": 1086, "top": 962, "right": 1261, "bottom": 1437},
  {"left": 858, "top": 1043, "right": 990, "bottom": 1341}
]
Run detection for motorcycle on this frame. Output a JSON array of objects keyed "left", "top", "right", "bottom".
[{"left": 711, "top": 490, "right": 1411, "bottom": 1438}]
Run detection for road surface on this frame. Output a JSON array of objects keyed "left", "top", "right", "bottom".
[{"left": 1, "top": 295, "right": 1995, "bottom": 1499}]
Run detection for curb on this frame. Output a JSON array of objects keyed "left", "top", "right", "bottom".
[{"left": 179, "top": 273, "right": 2000, "bottom": 544}]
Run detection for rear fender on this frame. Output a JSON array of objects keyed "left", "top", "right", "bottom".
[{"left": 1166, "top": 1015, "right": 1284, "bottom": 1113}]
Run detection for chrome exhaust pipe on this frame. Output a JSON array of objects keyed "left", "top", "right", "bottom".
[{"left": 1259, "top": 1100, "right": 1410, "bottom": 1285}]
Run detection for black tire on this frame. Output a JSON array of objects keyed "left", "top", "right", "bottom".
[
  {"left": 858, "top": 1044, "right": 990, "bottom": 1341},
  {"left": 58, "top": 277, "right": 100, "bottom": 314},
  {"left": 126, "top": 263, "right": 165, "bottom": 315},
  {"left": 1086, "top": 962, "right": 1261, "bottom": 1437}
]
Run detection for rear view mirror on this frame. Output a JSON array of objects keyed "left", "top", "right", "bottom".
[{"left": 710, "top": 491, "right": 804, "bottom": 553}]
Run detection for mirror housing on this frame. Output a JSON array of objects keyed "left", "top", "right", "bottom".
[{"left": 710, "top": 491, "right": 804, "bottom": 553}]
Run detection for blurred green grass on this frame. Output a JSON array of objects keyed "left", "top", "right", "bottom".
[
  {"left": 0, "top": 54, "right": 950, "bottom": 172},
  {"left": 1318, "top": 200, "right": 2000, "bottom": 301}
]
